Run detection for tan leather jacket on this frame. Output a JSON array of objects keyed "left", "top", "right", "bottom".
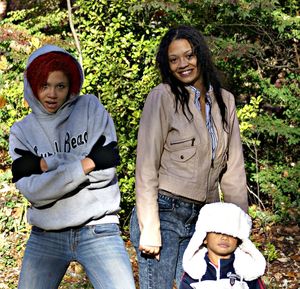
[{"left": 135, "top": 83, "right": 248, "bottom": 247}]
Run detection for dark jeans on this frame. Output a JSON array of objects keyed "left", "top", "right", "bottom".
[{"left": 130, "top": 192, "right": 203, "bottom": 289}]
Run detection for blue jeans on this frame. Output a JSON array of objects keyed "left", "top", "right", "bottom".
[
  {"left": 130, "top": 192, "right": 203, "bottom": 289},
  {"left": 18, "top": 223, "right": 136, "bottom": 289}
]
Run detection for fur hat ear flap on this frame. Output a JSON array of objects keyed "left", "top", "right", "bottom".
[
  {"left": 183, "top": 247, "right": 208, "bottom": 280},
  {"left": 182, "top": 227, "right": 207, "bottom": 264},
  {"left": 234, "top": 239, "right": 266, "bottom": 280}
]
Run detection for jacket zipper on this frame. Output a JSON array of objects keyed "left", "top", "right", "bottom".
[{"left": 170, "top": 137, "right": 195, "bottom": 146}]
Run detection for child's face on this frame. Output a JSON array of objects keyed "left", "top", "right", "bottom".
[
  {"left": 204, "top": 232, "right": 238, "bottom": 263},
  {"left": 37, "top": 70, "right": 70, "bottom": 113}
]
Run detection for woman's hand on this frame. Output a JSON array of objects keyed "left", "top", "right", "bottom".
[
  {"left": 87, "top": 135, "right": 120, "bottom": 170},
  {"left": 139, "top": 245, "right": 160, "bottom": 261},
  {"left": 12, "top": 148, "right": 44, "bottom": 182}
]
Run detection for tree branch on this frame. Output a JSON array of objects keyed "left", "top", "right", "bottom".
[{"left": 66, "top": 0, "right": 84, "bottom": 76}]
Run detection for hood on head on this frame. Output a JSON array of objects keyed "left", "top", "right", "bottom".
[{"left": 24, "top": 44, "right": 84, "bottom": 115}]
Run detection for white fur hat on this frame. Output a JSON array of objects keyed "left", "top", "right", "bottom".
[
  {"left": 183, "top": 202, "right": 266, "bottom": 281},
  {"left": 196, "top": 202, "right": 251, "bottom": 242}
]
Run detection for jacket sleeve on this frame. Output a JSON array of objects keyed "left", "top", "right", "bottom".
[
  {"left": 219, "top": 92, "right": 248, "bottom": 212},
  {"left": 8, "top": 125, "right": 88, "bottom": 207},
  {"left": 135, "top": 85, "right": 171, "bottom": 247},
  {"left": 15, "top": 160, "right": 88, "bottom": 207},
  {"left": 84, "top": 95, "right": 119, "bottom": 185},
  {"left": 246, "top": 278, "right": 266, "bottom": 289},
  {"left": 10, "top": 141, "right": 88, "bottom": 207},
  {"left": 85, "top": 94, "right": 117, "bottom": 149}
]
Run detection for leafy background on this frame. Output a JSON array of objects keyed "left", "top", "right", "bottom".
[{"left": 0, "top": 0, "right": 299, "bottom": 288}]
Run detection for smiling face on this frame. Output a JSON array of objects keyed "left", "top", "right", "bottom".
[
  {"left": 168, "top": 39, "right": 202, "bottom": 89},
  {"left": 37, "top": 70, "right": 70, "bottom": 113},
  {"left": 204, "top": 232, "right": 239, "bottom": 265}
]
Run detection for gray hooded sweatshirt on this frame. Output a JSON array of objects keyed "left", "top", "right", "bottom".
[{"left": 9, "top": 45, "right": 120, "bottom": 230}]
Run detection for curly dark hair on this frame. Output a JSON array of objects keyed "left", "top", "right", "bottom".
[{"left": 156, "top": 25, "right": 227, "bottom": 127}]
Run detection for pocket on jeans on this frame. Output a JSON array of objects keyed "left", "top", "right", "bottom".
[
  {"left": 92, "top": 223, "right": 120, "bottom": 237},
  {"left": 158, "top": 193, "right": 174, "bottom": 211}
]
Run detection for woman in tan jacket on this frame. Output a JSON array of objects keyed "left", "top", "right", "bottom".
[{"left": 130, "top": 25, "right": 248, "bottom": 289}]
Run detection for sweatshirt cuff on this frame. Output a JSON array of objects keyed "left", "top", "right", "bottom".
[
  {"left": 44, "top": 155, "right": 60, "bottom": 171},
  {"left": 65, "top": 160, "right": 86, "bottom": 184}
]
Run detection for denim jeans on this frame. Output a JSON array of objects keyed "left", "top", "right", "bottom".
[
  {"left": 18, "top": 223, "right": 136, "bottom": 289},
  {"left": 130, "top": 192, "right": 203, "bottom": 289}
]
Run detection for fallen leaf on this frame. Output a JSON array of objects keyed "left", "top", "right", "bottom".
[
  {"left": 291, "top": 255, "right": 300, "bottom": 261},
  {"left": 285, "top": 272, "right": 298, "bottom": 278},
  {"left": 0, "top": 96, "right": 7, "bottom": 108},
  {"left": 283, "top": 225, "right": 299, "bottom": 234},
  {"left": 277, "top": 257, "right": 289, "bottom": 263},
  {"left": 0, "top": 55, "right": 8, "bottom": 71},
  {"left": 273, "top": 272, "right": 283, "bottom": 281}
]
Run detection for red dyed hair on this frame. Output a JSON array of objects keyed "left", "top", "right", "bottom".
[{"left": 26, "top": 52, "right": 81, "bottom": 98}]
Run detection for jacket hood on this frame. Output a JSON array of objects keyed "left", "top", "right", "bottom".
[{"left": 24, "top": 44, "right": 84, "bottom": 115}]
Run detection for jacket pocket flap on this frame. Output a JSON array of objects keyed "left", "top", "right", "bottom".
[{"left": 170, "top": 147, "right": 196, "bottom": 162}]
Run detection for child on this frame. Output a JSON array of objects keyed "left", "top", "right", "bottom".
[
  {"left": 9, "top": 44, "right": 136, "bottom": 289},
  {"left": 180, "top": 202, "right": 266, "bottom": 289}
]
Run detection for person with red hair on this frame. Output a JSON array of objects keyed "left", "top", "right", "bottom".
[
  {"left": 9, "top": 44, "right": 136, "bottom": 289},
  {"left": 26, "top": 51, "right": 81, "bottom": 100}
]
